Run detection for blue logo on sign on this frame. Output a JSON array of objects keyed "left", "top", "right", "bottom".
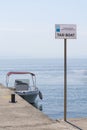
[{"left": 56, "top": 25, "right": 60, "bottom": 32}]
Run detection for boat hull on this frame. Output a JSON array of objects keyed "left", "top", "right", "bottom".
[{"left": 16, "top": 90, "right": 39, "bottom": 103}]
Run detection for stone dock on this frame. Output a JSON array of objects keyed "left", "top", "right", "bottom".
[{"left": 0, "top": 84, "right": 87, "bottom": 130}]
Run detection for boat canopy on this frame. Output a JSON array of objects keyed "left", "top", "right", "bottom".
[
  {"left": 6, "top": 72, "right": 36, "bottom": 87},
  {"left": 7, "top": 72, "right": 35, "bottom": 77}
]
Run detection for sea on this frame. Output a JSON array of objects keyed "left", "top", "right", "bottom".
[{"left": 0, "top": 58, "right": 87, "bottom": 119}]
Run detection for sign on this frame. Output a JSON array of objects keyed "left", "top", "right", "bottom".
[
  {"left": 55, "top": 24, "right": 77, "bottom": 121},
  {"left": 55, "top": 24, "right": 76, "bottom": 39}
]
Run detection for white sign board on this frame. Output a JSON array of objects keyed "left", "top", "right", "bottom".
[{"left": 55, "top": 24, "right": 76, "bottom": 39}]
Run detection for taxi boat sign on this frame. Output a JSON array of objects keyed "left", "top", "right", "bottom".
[{"left": 55, "top": 24, "right": 77, "bottom": 39}]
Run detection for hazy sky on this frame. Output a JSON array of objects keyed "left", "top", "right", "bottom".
[{"left": 0, "top": 0, "right": 87, "bottom": 59}]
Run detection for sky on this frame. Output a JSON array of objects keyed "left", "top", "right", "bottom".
[{"left": 0, "top": 0, "right": 87, "bottom": 59}]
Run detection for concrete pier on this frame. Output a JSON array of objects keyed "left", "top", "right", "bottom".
[{"left": 0, "top": 84, "right": 87, "bottom": 130}]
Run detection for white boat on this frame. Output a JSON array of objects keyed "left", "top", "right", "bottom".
[{"left": 6, "top": 72, "right": 43, "bottom": 103}]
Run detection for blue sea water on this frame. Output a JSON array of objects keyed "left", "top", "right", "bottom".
[{"left": 0, "top": 58, "right": 87, "bottom": 119}]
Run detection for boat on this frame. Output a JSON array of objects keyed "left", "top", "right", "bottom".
[{"left": 6, "top": 72, "right": 43, "bottom": 103}]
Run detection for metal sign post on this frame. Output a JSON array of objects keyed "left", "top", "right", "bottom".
[
  {"left": 64, "top": 39, "right": 67, "bottom": 121},
  {"left": 55, "top": 24, "right": 76, "bottom": 121}
]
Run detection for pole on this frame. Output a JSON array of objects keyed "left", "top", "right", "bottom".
[{"left": 64, "top": 39, "right": 67, "bottom": 121}]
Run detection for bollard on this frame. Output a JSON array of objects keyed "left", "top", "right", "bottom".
[{"left": 11, "top": 94, "right": 16, "bottom": 103}]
